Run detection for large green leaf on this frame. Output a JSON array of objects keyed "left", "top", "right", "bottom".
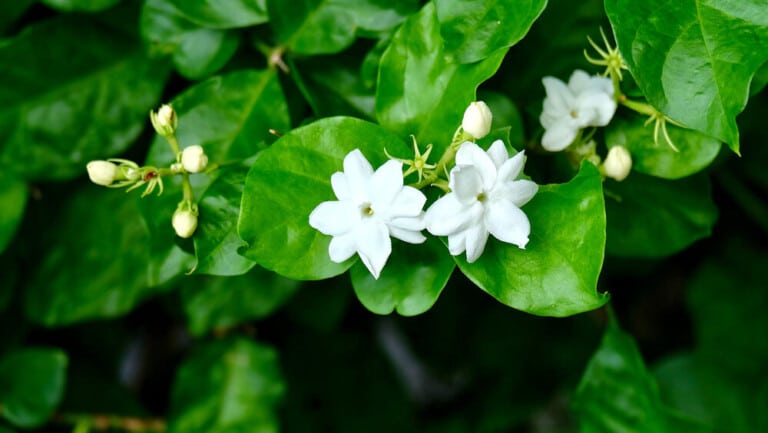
[
  {"left": 0, "top": 173, "right": 26, "bottom": 254},
  {"left": 605, "top": 173, "right": 718, "bottom": 257},
  {"left": 41, "top": 0, "right": 121, "bottom": 12},
  {"left": 350, "top": 237, "right": 455, "bottom": 316},
  {"left": 293, "top": 56, "right": 376, "bottom": 120},
  {"left": 0, "top": 16, "right": 168, "bottom": 180},
  {"left": 0, "top": 0, "right": 35, "bottom": 32},
  {"left": 181, "top": 267, "right": 301, "bottom": 336},
  {"left": 435, "top": 0, "right": 547, "bottom": 63},
  {"left": 169, "top": 0, "right": 268, "bottom": 29},
  {"left": 168, "top": 338, "right": 284, "bottom": 433},
  {"left": 376, "top": 2, "right": 506, "bottom": 152},
  {"left": 0, "top": 348, "right": 67, "bottom": 428},
  {"left": 239, "top": 117, "right": 407, "bottom": 280},
  {"left": 605, "top": 0, "right": 768, "bottom": 152},
  {"left": 457, "top": 163, "right": 609, "bottom": 317}
]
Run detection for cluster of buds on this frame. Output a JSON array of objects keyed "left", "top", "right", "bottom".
[{"left": 86, "top": 104, "right": 210, "bottom": 238}]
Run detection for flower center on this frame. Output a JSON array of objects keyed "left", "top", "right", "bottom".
[
  {"left": 570, "top": 110, "right": 579, "bottom": 119},
  {"left": 360, "top": 203, "right": 375, "bottom": 217},
  {"left": 476, "top": 192, "right": 487, "bottom": 203}
]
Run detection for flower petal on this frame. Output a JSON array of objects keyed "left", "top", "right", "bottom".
[
  {"left": 450, "top": 165, "right": 484, "bottom": 205},
  {"left": 356, "top": 221, "right": 392, "bottom": 279},
  {"left": 578, "top": 92, "right": 617, "bottom": 127},
  {"left": 328, "top": 232, "right": 357, "bottom": 263},
  {"left": 389, "top": 214, "right": 425, "bottom": 231},
  {"left": 542, "top": 76, "right": 575, "bottom": 115},
  {"left": 486, "top": 140, "right": 509, "bottom": 169},
  {"left": 343, "top": 149, "right": 374, "bottom": 202},
  {"left": 447, "top": 229, "right": 467, "bottom": 256},
  {"left": 495, "top": 150, "right": 525, "bottom": 184},
  {"left": 567, "top": 69, "right": 592, "bottom": 94},
  {"left": 494, "top": 179, "right": 538, "bottom": 207},
  {"left": 485, "top": 200, "right": 531, "bottom": 249},
  {"left": 542, "top": 123, "right": 578, "bottom": 152},
  {"left": 379, "top": 186, "right": 426, "bottom": 219},
  {"left": 465, "top": 224, "right": 489, "bottom": 263},
  {"left": 370, "top": 159, "right": 404, "bottom": 208},
  {"left": 309, "top": 200, "right": 359, "bottom": 236},
  {"left": 389, "top": 225, "right": 426, "bottom": 244},
  {"left": 331, "top": 172, "right": 350, "bottom": 201},
  {"left": 455, "top": 142, "right": 497, "bottom": 190},
  {"left": 425, "top": 193, "right": 483, "bottom": 236}
]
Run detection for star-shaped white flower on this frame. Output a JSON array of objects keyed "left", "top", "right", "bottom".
[
  {"left": 425, "top": 140, "right": 538, "bottom": 263},
  {"left": 540, "top": 69, "right": 617, "bottom": 152},
  {"left": 309, "top": 149, "right": 427, "bottom": 279}
]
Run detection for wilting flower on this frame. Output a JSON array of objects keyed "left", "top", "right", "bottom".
[
  {"left": 309, "top": 149, "right": 427, "bottom": 279},
  {"left": 425, "top": 140, "right": 538, "bottom": 263},
  {"left": 540, "top": 70, "right": 617, "bottom": 152}
]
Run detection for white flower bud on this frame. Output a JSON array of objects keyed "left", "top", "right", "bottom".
[
  {"left": 86, "top": 160, "right": 118, "bottom": 186},
  {"left": 172, "top": 208, "right": 198, "bottom": 238},
  {"left": 150, "top": 104, "right": 177, "bottom": 137},
  {"left": 602, "top": 145, "right": 632, "bottom": 181},
  {"left": 462, "top": 101, "right": 492, "bottom": 139},
  {"left": 181, "top": 145, "right": 208, "bottom": 173}
]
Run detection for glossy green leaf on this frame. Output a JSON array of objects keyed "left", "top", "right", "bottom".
[
  {"left": 182, "top": 267, "right": 301, "bottom": 336},
  {"left": 168, "top": 338, "right": 284, "bottom": 433},
  {"left": 457, "top": 163, "right": 609, "bottom": 317},
  {"left": 294, "top": 56, "right": 376, "bottom": 120},
  {"left": 169, "top": 0, "right": 268, "bottom": 29},
  {"left": 0, "top": 16, "right": 168, "bottom": 180},
  {"left": 350, "top": 237, "right": 455, "bottom": 316},
  {"left": 605, "top": 172, "right": 718, "bottom": 257},
  {"left": 239, "top": 117, "right": 406, "bottom": 280},
  {"left": 0, "top": 348, "right": 67, "bottom": 428},
  {"left": 41, "top": 0, "right": 121, "bottom": 12},
  {"left": 573, "top": 320, "right": 670, "bottom": 432},
  {"left": 605, "top": 0, "right": 768, "bottom": 152},
  {"left": 376, "top": 2, "right": 506, "bottom": 152},
  {"left": 435, "top": 0, "right": 547, "bottom": 63},
  {"left": 0, "top": 173, "right": 26, "bottom": 254},
  {"left": 606, "top": 116, "right": 721, "bottom": 179}
]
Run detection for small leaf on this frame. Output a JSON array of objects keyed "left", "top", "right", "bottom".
[
  {"left": 168, "top": 338, "right": 284, "bottom": 433},
  {"left": 239, "top": 117, "right": 406, "bottom": 280},
  {"left": 168, "top": 0, "right": 268, "bottom": 29},
  {"left": 0, "top": 348, "right": 68, "bottom": 428},
  {"left": 457, "top": 163, "right": 609, "bottom": 317},
  {"left": 350, "top": 237, "right": 455, "bottom": 316},
  {"left": 41, "top": 0, "right": 121, "bottom": 12},
  {"left": 0, "top": 173, "right": 26, "bottom": 254},
  {"left": 606, "top": 115, "right": 721, "bottom": 179},
  {"left": 605, "top": 0, "right": 768, "bottom": 152}
]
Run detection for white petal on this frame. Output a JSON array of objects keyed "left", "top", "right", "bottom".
[
  {"left": 447, "top": 229, "right": 467, "bottom": 256},
  {"left": 485, "top": 201, "right": 531, "bottom": 249},
  {"left": 379, "top": 186, "right": 426, "bottom": 219},
  {"left": 495, "top": 150, "right": 525, "bottom": 184},
  {"left": 567, "top": 69, "right": 592, "bottom": 94},
  {"left": 389, "top": 225, "right": 426, "bottom": 244},
  {"left": 578, "top": 92, "right": 617, "bottom": 127},
  {"left": 542, "top": 124, "right": 578, "bottom": 152},
  {"left": 454, "top": 142, "right": 497, "bottom": 190},
  {"left": 356, "top": 221, "right": 392, "bottom": 279},
  {"left": 328, "top": 232, "right": 357, "bottom": 263},
  {"left": 542, "top": 77, "right": 576, "bottom": 114},
  {"left": 486, "top": 140, "right": 509, "bottom": 169},
  {"left": 493, "top": 179, "right": 538, "bottom": 207},
  {"left": 425, "top": 194, "right": 482, "bottom": 236},
  {"left": 370, "top": 159, "right": 403, "bottom": 207},
  {"left": 343, "top": 149, "right": 374, "bottom": 202},
  {"left": 389, "top": 214, "right": 425, "bottom": 231},
  {"left": 309, "top": 201, "right": 359, "bottom": 236},
  {"left": 465, "top": 224, "right": 489, "bottom": 263},
  {"left": 331, "top": 172, "right": 350, "bottom": 201},
  {"left": 449, "top": 165, "right": 484, "bottom": 205}
]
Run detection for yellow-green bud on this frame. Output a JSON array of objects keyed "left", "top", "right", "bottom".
[
  {"left": 181, "top": 145, "right": 208, "bottom": 173},
  {"left": 172, "top": 208, "right": 198, "bottom": 238},
  {"left": 462, "top": 101, "right": 492, "bottom": 139},
  {"left": 150, "top": 104, "right": 177, "bottom": 137},
  {"left": 602, "top": 145, "right": 632, "bottom": 181},
  {"left": 86, "top": 160, "right": 118, "bottom": 186}
]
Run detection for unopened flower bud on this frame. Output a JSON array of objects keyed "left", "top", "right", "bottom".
[
  {"left": 602, "top": 145, "right": 632, "bottom": 181},
  {"left": 86, "top": 160, "right": 118, "bottom": 186},
  {"left": 172, "top": 208, "right": 198, "bottom": 238},
  {"left": 150, "top": 104, "right": 177, "bottom": 137},
  {"left": 462, "top": 101, "right": 492, "bottom": 139},
  {"left": 181, "top": 145, "right": 208, "bottom": 173}
]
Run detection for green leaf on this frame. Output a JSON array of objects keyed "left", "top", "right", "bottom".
[
  {"left": 435, "top": 0, "right": 547, "bottom": 63},
  {"left": 294, "top": 56, "right": 376, "bottom": 120},
  {"left": 41, "top": 0, "right": 121, "bottom": 12},
  {"left": 168, "top": 338, "right": 284, "bottom": 433},
  {"left": 350, "top": 237, "right": 455, "bottom": 316},
  {"left": 0, "top": 16, "right": 168, "bottom": 181},
  {"left": 239, "top": 117, "right": 406, "bottom": 280},
  {"left": 376, "top": 2, "right": 506, "bottom": 152},
  {"left": 182, "top": 267, "right": 301, "bottom": 336},
  {"left": 0, "top": 173, "right": 26, "bottom": 254},
  {"left": 0, "top": 0, "right": 35, "bottom": 32},
  {"left": 168, "top": 0, "right": 268, "bottom": 29},
  {"left": 605, "top": 0, "right": 768, "bottom": 152},
  {"left": 606, "top": 116, "right": 721, "bottom": 179},
  {"left": 605, "top": 172, "right": 718, "bottom": 257},
  {"left": 457, "top": 163, "right": 609, "bottom": 317},
  {"left": 0, "top": 348, "right": 67, "bottom": 428},
  {"left": 573, "top": 320, "right": 670, "bottom": 432}
]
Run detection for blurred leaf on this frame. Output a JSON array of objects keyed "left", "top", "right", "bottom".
[
  {"left": 350, "top": 237, "right": 455, "bottom": 316},
  {"left": 182, "top": 267, "right": 301, "bottom": 336},
  {"left": 239, "top": 117, "right": 406, "bottom": 280},
  {"left": 478, "top": 91, "right": 524, "bottom": 149},
  {"left": 294, "top": 56, "right": 376, "bottom": 120},
  {"left": 168, "top": 338, "right": 284, "bottom": 433},
  {"left": 169, "top": 0, "right": 268, "bottom": 29},
  {"left": 376, "top": 2, "right": 506, "bottom": 152},
  {"left": 605, "top": 0, "right": 768, "bottom": 152},
  {"left": 0, "top": 16, "right": 168, "bottom": 180},
  {"left": 435, "top": 0, "right": 546, "bottom": 63},
  {"left": 605, "top": 173, "right": 718, "bottom": 257},
  {"left": 457, "top": 163, "right": 609, "bottom": 317},
  {"left": 41, "top": 0, "right": 121, "bottom": 12},
  {"left": 0, "top": 0, "right": 35, "bottom": 32},
  {"left": 0, "top": 173, "right": 26, "bottom": 253},
  {"left": 0, "top": 348, "right": 67, "bottom": 428},
  {"left": 606, "top": 115, "right": 721, "bottom": 179}
]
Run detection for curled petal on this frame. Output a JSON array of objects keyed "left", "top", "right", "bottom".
[
  {"left": 343, "top": 149, "right": 374, "bottom": 202},
  {"left": 485, "top": 201, "right": 531, "bottom": 249},
  {"left": 370, "top": 160, "right": 404, "bottom": 207},
  {"left": 464, "top": 224, "right": 490, "bottom": 263},
  {"left": 309, "top": 201, "right": 359, "bottom": 236},
  {"left": 328, "top": 232, "right": 357, "bottom": 263},
  {"left": 356, "top": 221, "right": 392, "bottom": 279},
  {"left": 455, "top": 142, "right": 497, "bottom": 190},
  {"left": 425, "top": 193, "right": 482, "bottom": 236}
]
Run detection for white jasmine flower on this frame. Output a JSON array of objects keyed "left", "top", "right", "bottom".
[
  {"left": 602, "top": 145, "right": 632, "bottom": 181},
  {"left": 172, "top": 208, "right": 198, "bottom": 238},
  {"left": 462, "top": 101, "right": 492, "bottom": 139},
  {"left": 181, "top": 145, "right": 208, "bottom": 173},
  {"left": 86, "top": 160, "right": 118, "bottom": 186},
  {"left": 539, "top": 70, "right": 617, "bottom": 152},
  {"left": 309, "top": 149, "right": 427, "bottom": 279},
  {"left": 425, "top": 140, "right": 538, "bottom": 263}
]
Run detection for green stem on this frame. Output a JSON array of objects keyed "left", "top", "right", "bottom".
[
  {"left": 181, "top": 173, "right": 193, "bottom": 202},
  {"left": 165, "top": 134, "right": 182, "bottom": 155},
  {"left": 411, "top": 129, "right": 470, "bottom": 190},
  {"left": 619, "top": 98, "right": 657, "bottom": 116}
]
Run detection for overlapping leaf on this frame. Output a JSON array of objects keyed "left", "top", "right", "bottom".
[
  {"left": 169, "top": 0, "right": 268, "bottom": 29},
  {"left": 0, "top": 348, "right": 67, "bottom": 428}
]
